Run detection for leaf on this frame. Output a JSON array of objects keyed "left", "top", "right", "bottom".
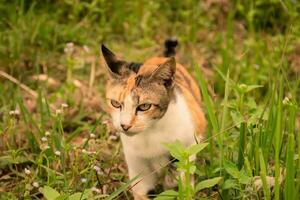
[
  {"left": 190, "top": 165, "right": 196, "bottom": 174},
  {"left": 222, "top": 179, "right": 238, "bottom": 190},
  {"left": 154, "top": 190, "right": 178, "bottom": 200},
  {"left": 245, "top": 84, "right": 263, "bottom": 93},
  {"left": 163, "top": 140, "right": 186, "bottom": 160},
  {"left": 230, "top": 110, "right": 243, "bottom": 125},
  {"left": 40, "top": 186, "right": 60, "bottom": 200},
  {"left": 224, "top": 160, "right": 240, "bottom": 179},
  {"left": 195, "top": 177, "right": 222, "bottom": 192},
  {"left": 55, "top": 194, "right": 68, "bottom": 200},
  {"left": 240, "top": 170, "right": 251, "bottom": 185},
  {"left": 187, "top": 143, "right": 208, "bottom": 156},
  {"left": 68, "top": 193, "right": 84, "bottom": 200},
  {"left": 68, "top": 189, "right": 92, "bottom": 200}
]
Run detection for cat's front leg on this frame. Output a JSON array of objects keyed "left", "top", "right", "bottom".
[{"left": 124, "top": 151, "right": 157, "bottom": 200}]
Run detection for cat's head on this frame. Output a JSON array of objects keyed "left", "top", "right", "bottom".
[{"left": 102, "top": 45, "right": 176, "bottom": 136}]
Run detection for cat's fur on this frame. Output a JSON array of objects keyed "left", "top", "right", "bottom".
[{"left": 102, "top": 42, "right": 206, "bottom": 200}]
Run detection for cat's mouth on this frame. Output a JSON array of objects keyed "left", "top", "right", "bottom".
[{"left": 122, "top": 131, "right": 138, "bottom": 137}]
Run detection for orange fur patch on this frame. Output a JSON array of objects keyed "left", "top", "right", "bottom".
[{"left": 139, "top": 57, "right": 206, "bottom": 137}]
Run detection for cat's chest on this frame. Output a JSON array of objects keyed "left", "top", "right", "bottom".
[{"left": 121, "top": 93, "right": 196, "bottom": 158}]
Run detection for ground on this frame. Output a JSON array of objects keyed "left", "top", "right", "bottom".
[{"left": 0, "top": 1, "right": 299, "bottom": 199}]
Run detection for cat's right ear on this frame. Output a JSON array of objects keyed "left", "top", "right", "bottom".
[{"left": 101, "top": 44, "right": 123, "bottom": 79}]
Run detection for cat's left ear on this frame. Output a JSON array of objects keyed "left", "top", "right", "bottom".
[
  {"left": 149, "top": 57, "right": 176, "bottom": 88},
  {"left": 101, "top": 44, "right": 124, "bottom": 78}
]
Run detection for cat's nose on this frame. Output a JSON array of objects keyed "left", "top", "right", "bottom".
[{"left": 121, "top": 124, "right": 132, "bottom": 132}]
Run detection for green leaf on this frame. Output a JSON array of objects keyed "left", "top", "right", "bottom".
[
  {"left": 239, "top": 170, "right": 251, "bottom": 184},
  {"left": 55, "top": 194, "right": 68, "bottom": 200},
  {"left": 163, "top": 140, "right": 186, "bottom": 160},
  {"left": 68, "top": 189, "right": 92, "bottom": 200},
  {"left": 245, "top": 84, "right": 263, "bottom": 93},
  {"left": 224, "top": 160, "right": 240, "bottom": 179},
  {"left": 68, "top": 193, "right": 84, "bottom": 200},
  {"left": 187, "top": 143, "right": 208, "bottom": 156},
  {"left": 190, "top": 165, "right": 196, "bottom": 174},
  {"left": 195, "top": 177, "right": 222, "bottom": 192},
  {"left": 154, "top": 190, "right": 178, "bottom": 200},
  {"left": 40, "top": 186, "right": 60, "bottom": 200},
  {"left": 222, "top": 179, "right": 238, "bottom": 190},
  {"left": 230, "top": 110, "right": 243, "bottom": 125}
]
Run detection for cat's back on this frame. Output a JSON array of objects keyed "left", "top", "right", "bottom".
[{"left": 140, "top": 57, "right": 206, "bottom": 137}]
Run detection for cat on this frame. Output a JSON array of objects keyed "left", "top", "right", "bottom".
[{"left": 101, "top": 40, "right": 206, "bottom": 200}]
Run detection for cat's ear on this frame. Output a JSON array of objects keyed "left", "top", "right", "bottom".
[
  {"left": 101, "top": 44, "right": 124, "bottom": 78},
  {"left": 149, "top": 57, "right": 176, "bottom": 88}
]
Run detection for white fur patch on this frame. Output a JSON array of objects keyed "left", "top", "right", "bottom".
[
  {"left": 120, "top": 93, "right": 135, "bottom": 125},
  {"left": 121, "top": 90, "right": 196, "bottom": 158}
]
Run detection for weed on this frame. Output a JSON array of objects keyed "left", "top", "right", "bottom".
[{"left": 0, "top": 1, "right": 299, "bottom": 200}]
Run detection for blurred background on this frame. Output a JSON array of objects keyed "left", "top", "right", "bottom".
[{"left": 0, "top": 0, "right": 300, "bottom": 199}]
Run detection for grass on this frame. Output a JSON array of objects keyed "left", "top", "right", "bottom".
[{"left": 0, "top": 0, "right": 300, "bottom": 199}]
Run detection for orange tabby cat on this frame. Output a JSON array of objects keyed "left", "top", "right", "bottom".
[{"left": 102, "top": 40, "right": 206, "bottom": 200}]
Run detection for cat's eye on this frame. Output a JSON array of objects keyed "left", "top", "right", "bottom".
[
  {"left": 137, "top": 103, "right": 152, "bottom": 112},
  {"left": 111, "top": 100, "right": 121, "bottom": 109}
]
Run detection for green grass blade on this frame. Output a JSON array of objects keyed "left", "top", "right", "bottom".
[
  {"left": 104, "top": 175, "right": 139, "bottom": 200},
  {"left": 259, "top": 149, "right": 270, "bottom": 200},
  {"left": 195, "top": 65, "right": 219, "bottom": 133},
  {"left": 220, "top": 70, "right": 230, "bottom": 172},
  {"left": 194, "top": 64, "right": 219, "bottom": 171},
  {"left": 274, "top": 77, "right": 283, "bottom": 200},
  {"left": 296, "top": 128, "right": 300, "bottom": 200},
  {"left": 284, "top": 133, "right": 295, "bottom": 200},
  {"left": 237, "top": 122, "right": 246, "bottom": 170}
]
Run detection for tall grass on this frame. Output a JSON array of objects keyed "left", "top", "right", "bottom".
[{"left": 0, "top": 0, "right": 299, "bottom": 199}]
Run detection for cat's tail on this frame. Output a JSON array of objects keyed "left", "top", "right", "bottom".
[{"left": 164, "top": 38, "right": 178, "bottom": 57}]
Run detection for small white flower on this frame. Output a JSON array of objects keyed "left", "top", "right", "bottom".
[
  {"left": 239, "top": 84, "right": 247, "bottom": 90},
  {"left": 108, "top": 135, "right": 118, "bottom": 141},
  {"left": 54, "top": 151, "right": 61, "bottom": 156},
  {"left": 90, "top": 133, "right": 96, "bottom": 138},
  {"left": 81, "top": 178, "right": 87, "bottom": 183},
  {"left": 14, "top": 109, "right": 20, "bottom": 115},
  {"left": 61, "top": 103, "right": 68, "bottom": 108},
  {"left": 64, "top": 42, "right": 74, "bottom": 54},
  {"left": 9, "top": 109, "right": 20, "bottom": 116},
  {"left": 93, "top": 165, "right": 102, "bottom": 174},
  {"left": 66, "top": 42, "right": 74, "bottom": 49},
  {"left": 282, "top": 97, "right": 290, "bottom": 105},
  {"left": 91, "top": 186, "right": 101, "bottom": 193},
  {"left": 55, "top": 109, "right": 62, "bottom": 115},
  {"left": 45, "top": 131, "right": 51, "bottom": 136},
  {"left": 32, "top": 182, "right": 39, "bottom": 188},
  {"left": 253, "top": 64, "right": 260, "bottom": 69},
  {"left": 24, "top": 168, "right": 31, "bottom": 175},
  {"left": 82, "top": 149, "right": 87, "bottom": 154},
  {"left": 41, "top": 137, "right": 48, "bottom": 142},
  {"left": 83, "top": 45, "right": 90, "bottom": 53},
  {"left": 93, "top": 165, "right": 101, "bottom": 172}
]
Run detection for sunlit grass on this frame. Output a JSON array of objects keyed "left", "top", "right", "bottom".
[{"left": 0, "top": 0, "right": 299, "bottom": 199}]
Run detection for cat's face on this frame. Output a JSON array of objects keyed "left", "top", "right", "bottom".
[{"left": 102, "top": 45, "right": 176, "bottom": 136}]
